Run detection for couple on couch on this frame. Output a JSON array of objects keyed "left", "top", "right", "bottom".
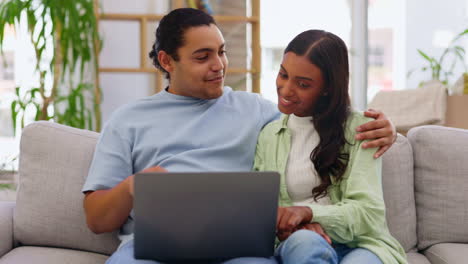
[{"left": 82, "top": 8, "right": 406, "bottom": 264}]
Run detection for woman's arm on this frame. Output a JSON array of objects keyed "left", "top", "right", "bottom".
[{"left": 307, "top": 139, "right": 386, "bottom": 244}]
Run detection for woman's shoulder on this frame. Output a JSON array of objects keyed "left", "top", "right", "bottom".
[
  {"left": 344, "top": 111, "right": 373, "bottom": 143},
  {"left": 257, "top": 115, "right": 288, "bottom": 141},
  {"left": 347, "top": 111, "right": 373, "bottom": 127},
  {"left": 261, "top": 115, "right": 287, "bottom": 132}
]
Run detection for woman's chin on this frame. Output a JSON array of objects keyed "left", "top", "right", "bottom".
[{"left": 278, "top": 105, "right": 294, "bottom": 115}]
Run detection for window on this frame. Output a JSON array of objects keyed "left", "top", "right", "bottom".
[{"left": 260, "top": 0, "right": 352, "bottom": 104}]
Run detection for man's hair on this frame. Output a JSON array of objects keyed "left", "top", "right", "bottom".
[{"left": 149, "top": 8, "right": 216, "bottom": 79}]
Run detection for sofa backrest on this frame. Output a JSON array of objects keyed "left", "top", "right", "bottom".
[
  {"left": 408, "top": 125, "right": 468, "bottom": 250},
  {"left": 381, "top": 134, "right": 418, "bottom": 252},
  {"left": 15, "top": 121, "right": 119, "bottom": 255}
]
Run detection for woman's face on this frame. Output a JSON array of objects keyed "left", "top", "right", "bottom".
[{"left": 276, "top": 52, "right": 325, "bottom": 117}]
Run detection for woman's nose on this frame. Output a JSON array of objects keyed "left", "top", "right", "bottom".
[{"left": 280, "top": 80, "right": 294, "bottom": 96}]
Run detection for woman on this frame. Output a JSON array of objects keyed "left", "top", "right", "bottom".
[{"left": 254, "top": 30, "right": 407, "bottom": 264}]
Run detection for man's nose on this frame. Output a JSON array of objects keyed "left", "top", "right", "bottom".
[{"left": 211, "top": 56, "right": 224, "bottom": 72}]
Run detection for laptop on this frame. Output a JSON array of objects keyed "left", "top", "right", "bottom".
[{"left": 133, "top": 171, "right": 280, "bottom": 263}]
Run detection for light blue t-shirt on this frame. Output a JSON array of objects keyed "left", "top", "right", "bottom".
[{"left": 82, "top": 86, "right": 279, "bottom": 245}]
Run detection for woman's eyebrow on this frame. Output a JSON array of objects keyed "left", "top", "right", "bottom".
[
  {"left": 296, "top": 76, "right": 314, "bottom": 81},
  {"left": 281, "top": 65, "right": 314, "bottom": 81}
]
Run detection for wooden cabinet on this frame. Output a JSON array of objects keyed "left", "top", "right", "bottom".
[
  {"left": 96, "top": 0, "right": 261, "bottom": 93},
  {"left": 445, "top": 95, "right": 468, "bottom": 130}
]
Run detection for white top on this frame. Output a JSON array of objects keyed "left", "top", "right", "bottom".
[{"left": 286, "top": 114, "right": 331, "bottom": 206}]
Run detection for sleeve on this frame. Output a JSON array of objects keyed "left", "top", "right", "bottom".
[
  {"left": 81, "top": 121, "right": 133, "bottom": 193},
  {"left": 257, "top": 96, "right": 280, "bottom": 128},
  {"left": 307, "top": 139, "right": 386, "bottom": 244},
  {"left": 252, "top": 129, "right": 266, "bottom": 172}
]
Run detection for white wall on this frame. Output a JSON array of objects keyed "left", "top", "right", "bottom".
[
  {"left": 260, "top": 0, "right": 352, "bottom": 104},
  {"left": 99, "top": 0, "right": 170, "bottom": 123},
  {"left": 405, "top": 0, "right": 468, "bottom": 89}
]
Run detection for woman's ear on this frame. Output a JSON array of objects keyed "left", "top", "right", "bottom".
[{"left": 158, "top": 51, "right": 173, "bottom": 73}]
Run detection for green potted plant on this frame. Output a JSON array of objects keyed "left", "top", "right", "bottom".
[
  {"left": 0, "top": 0, "right": 102, "bottom": 133},
  {"left": 408, "top": 28, "right": 468, "bottom": 87},
  {"left": 0, "top": 155, "right": 17, "bottom": 191}
]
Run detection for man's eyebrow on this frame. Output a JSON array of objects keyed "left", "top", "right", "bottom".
[
  {"left": 192, "top": 44, "right": 225, "bottom": 55},
  {"left": 192, "top": 48, "right": 213, "bottom": 55}
]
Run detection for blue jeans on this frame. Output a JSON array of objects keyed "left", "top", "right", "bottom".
[
  {"left": 275, "top": 230, "right": 383, "bottom": 264},
  {"left": 334, "top": 243, "right": 383, "bottom": 264},
  {"left": 275, "top": 230, "right": 337, "bottom": 264},
  {"left": 105, "top": 240, "right": 277, "bottom": 264},
  {"left": 106, "top": 231, "right": 382, "bottom": 264}
]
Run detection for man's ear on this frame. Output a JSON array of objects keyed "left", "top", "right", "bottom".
[{"left": 158, "top": 51, "right": 173, "bottom": 73}]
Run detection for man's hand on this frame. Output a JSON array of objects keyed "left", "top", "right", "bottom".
[
  {"left": 355, "top": 109, "right": 397, "bottom": 158},
  {"left": 130, "top": 166, "right": 168, "bottom": 196},
  {"left": 299, "top": 223, "right": 332, "bottom": 245},
  {"left": 276, "top": 206, "right": 313, "bottom": 241}
]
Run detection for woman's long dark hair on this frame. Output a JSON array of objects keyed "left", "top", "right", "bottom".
[{"left": 284, "top": 30, "right": 351, "bottom": 201}]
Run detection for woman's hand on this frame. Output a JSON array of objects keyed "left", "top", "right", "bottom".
[
  {"left": 355, "top": 108, "right": 397, "bottom": 158},
  {"left": 276, "top": 206, "right": 313, "bottom": 241},
  {"left": 299, "top": 223, "right": 332, "bottom": 245}
]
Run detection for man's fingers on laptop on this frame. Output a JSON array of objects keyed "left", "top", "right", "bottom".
[
  {"left": 127, "top": 175, "right": 135, "bottom": 197},
  {"left": 141, "top": 166, "right": 168, "bottom": 173},
  {"left": 130, "top": 166, "right": 167, "bottom": 197}
]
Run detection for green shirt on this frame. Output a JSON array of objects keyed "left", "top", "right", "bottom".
[{"left": 253, "top": 112, "right": 407, "bottom": 264}]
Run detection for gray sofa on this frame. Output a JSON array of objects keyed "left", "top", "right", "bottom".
[{"left": 0, "top": 121, "right": 467, "bottom": 264}]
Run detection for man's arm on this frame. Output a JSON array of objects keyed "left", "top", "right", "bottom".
[
  {"left": 354, "top": 109, "right": 397, "bottom": 158},
  {"left": 83, "top": 175, "right": 134, "bottom": 234},
  {"left": 83, "top": 166, "right": 167, "bottom": 234}
]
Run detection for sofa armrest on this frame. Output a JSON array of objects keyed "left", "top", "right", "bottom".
[{"left": 0, "top": 201, "right": 15, "bottom": 258}]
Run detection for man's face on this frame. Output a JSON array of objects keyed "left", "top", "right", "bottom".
[{"left": 169, "top": 24, "right": 228, "bottom": 99}]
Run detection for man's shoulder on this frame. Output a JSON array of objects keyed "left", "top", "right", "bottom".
[
  {"left": 223, "top": 86, "right": 271, "bottom": 103},
  {"left": 259, "top": 115, "right": 286, "bottom": 137},
  {"left": 223, "top": 87, "right": 278, "bottom": 117},
  {"left": 107, "top": 95, "right": 159, "bottom": 122}
]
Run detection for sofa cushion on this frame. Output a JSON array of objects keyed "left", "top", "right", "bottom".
[
  {"left": 424, "top": 243, "right": 468, "bottom": 264},
  {"left": 408, "top": 126, "right": 468, "bottom": 250},
  {"left": 381, "top": 134, "right": 417, "bottom": 252},
  {"left": 15, "top": 121, "right": 119, "bottom": 255},
  {"left": 0, "top": 202, "right": 14, "bottom": 258},
  {"left": 406, "top": 252, "right": 431, "bottom": 264},
  {"left": 0, "top": 246, "right": 108, "bottom": 264}
]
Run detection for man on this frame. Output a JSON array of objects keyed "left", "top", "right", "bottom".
[{"left": 83, "top": 8, "right": 396, "bottom": 264}]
